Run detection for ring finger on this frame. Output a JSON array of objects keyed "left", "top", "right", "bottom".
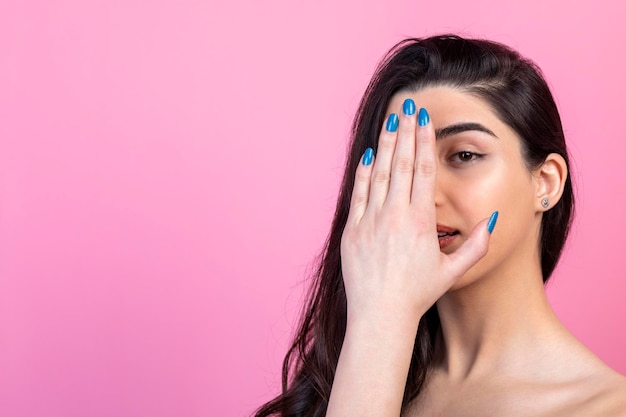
[{"left": 367, "top": 112, "right": 399, "bottom": 209}]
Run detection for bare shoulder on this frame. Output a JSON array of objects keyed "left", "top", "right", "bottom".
[
  {"left": 593, "top": 371, "right": 626, "bottom": 416},
  {"left": 571, "top": 367, "right": 626, "bottom": 417},
  {"left": 550, "top": 328, "right": 626, "bottom": 416}
]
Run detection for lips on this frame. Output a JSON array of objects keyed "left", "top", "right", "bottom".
[{"left": 437, "top": 224, "right": 459, "bottom": 249}]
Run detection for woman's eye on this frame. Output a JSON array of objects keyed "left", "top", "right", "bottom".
[
  {"left": 454, "top": 151, "right": 479, "bottom": 161},
  {"left": 448, "top": 151, "right": 484, "bottom": 165},
  {"left": 458, "top": 151, "right": 474, "bottom": 161}
]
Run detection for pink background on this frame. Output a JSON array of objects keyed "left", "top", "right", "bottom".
[{"left": 1, "top": 1, "right": 625, "bottom": 416}]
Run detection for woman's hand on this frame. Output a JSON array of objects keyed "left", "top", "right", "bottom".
[
  {"left": 326, "top": 99, "right": 496, "bottom": 417},
  {"left": 340, "top": 99, "right": 496, "bottom": 324}
]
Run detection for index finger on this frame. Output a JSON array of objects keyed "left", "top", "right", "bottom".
[{"left": 410, "top": 107, "right": 436, "bottom": 216}]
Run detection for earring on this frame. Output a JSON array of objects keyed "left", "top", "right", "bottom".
[{"left": 541, "top": 198, "right": 549, "bottom": 208}]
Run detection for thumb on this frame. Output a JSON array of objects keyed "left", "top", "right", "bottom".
[{"left": 442, "top": 211, "right": 498, "bottom": 280}]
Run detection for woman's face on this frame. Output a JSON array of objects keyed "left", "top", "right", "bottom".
[{"left": 385, "top": 86, "right": 543, "bottom": 289}]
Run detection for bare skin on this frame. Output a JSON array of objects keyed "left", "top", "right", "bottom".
[
  {"left": 410, "top": 276, "right": 626, "bottom": 416},
  {"left": 327, "top": 86, "right": 626, "bottom": 417}
]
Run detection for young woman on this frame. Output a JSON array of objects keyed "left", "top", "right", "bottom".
[{"left": 255, "top": 34, "right": 626, "bottom": 417}]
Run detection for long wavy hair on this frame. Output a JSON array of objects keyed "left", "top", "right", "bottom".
[{"left": 254, "top": 34, "right": 575, "bottom": 417}]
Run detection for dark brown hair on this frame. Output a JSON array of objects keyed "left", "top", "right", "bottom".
[{"left": 255, "top": 34, "right": 574, "bottom": 417}]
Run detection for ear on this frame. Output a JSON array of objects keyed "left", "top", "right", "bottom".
[{"left": 533, "top": 153, "right": 568, "bottom": 212}]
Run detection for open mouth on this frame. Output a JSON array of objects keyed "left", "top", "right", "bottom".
[{"left": 437, "top": 226, "right": 460, "bottom": 249}]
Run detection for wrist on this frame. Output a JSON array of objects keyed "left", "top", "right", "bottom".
[
  {"left": 344, "top": 305, "right": 423, "bottom": 345},
  {"left": 346, "top": 300, "right": 426, "bottom": 333}
]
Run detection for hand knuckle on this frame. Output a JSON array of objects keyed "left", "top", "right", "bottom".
[
  {"left": 351, "top": 194, "right": 368, "bottom": 207},
  {"left": 378, "top": 134, "right": 396, "bottom": 148},
  {"left": 383, "top": 213, "right": 404, "bottom": 231},
  {"left": 396, "top": 157, "right": 414, "bottom": 173},
  {"left": 418, "top": 160, "right": 436, "bottom": 176},
  {"left": 355, "top": 170, "right": 370, "bottom": 184},
  {"left": 415, "top": 215, "right": 430, "bottom": 229},
  {"left": 372, "top": 170, "right": 391, "bottom": 183}
]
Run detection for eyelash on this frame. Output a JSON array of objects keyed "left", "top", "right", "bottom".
[{"left": 449, "top": 151, "right": 485, "bottom": 164}]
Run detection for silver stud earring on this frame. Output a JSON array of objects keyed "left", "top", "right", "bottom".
[{"left": 541, "top": 198, "right": 549, "bottom": 208}]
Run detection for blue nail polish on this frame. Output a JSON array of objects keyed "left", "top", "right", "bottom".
[
  {"left": 362, "top": 148, "right": 373, "bottom": 166},
  {"left": 487, "top": 211, "right": 499, "bottom": 234},
  {"left": 386, "top": 113, "right": 398, "bottom": 132},
  {"left": 418, "top": 108, "right": 430, "bottom": 126},
  {"left": 403, "top": 98, "right": 416, "bottom": 116}
]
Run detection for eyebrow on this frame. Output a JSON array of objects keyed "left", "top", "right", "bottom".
[{"left": 434, "top": 122, "right": 499, "bottom": 140}]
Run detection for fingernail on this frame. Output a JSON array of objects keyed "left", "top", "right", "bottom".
[
  {"left": 403, "top": 98, "right": 416, "bottom": 116},
  {"left": 386, "top": 113, "right": 399, "bottom": 132},
  {"left": 418, "top": 108, "right": 430, "bottom": 126},
  {"left": 487, "top": 211, "right": 499, "bottom": 234},
  {"left": 362, "top": 148, "right": 373, "bottom": 166}
]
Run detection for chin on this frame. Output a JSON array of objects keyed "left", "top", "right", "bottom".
[
  {"left": 445, "top": 273, "right": 477, "bottom": 293},
  {"left": 446, "top": 252, "right": 495, "bottom": 293}
]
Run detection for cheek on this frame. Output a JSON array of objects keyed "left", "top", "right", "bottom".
[
  {"left": 448, "top": 159, "right": 535, "bottom": 225},
  {"left": 448, "top": 168, "right": 537, "bottom": 288}
]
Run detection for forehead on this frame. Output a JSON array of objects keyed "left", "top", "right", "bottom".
[{"left": 387, "top": 86, "right": 520, "bottom": 141}]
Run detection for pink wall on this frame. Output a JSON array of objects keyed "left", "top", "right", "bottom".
[{"left": 1, "top": 1, "right": 624, "bottom": 416}]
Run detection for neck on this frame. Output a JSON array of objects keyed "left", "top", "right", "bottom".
[{"left": 433, "top": 260, "right": 563, "bottom": 381}]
